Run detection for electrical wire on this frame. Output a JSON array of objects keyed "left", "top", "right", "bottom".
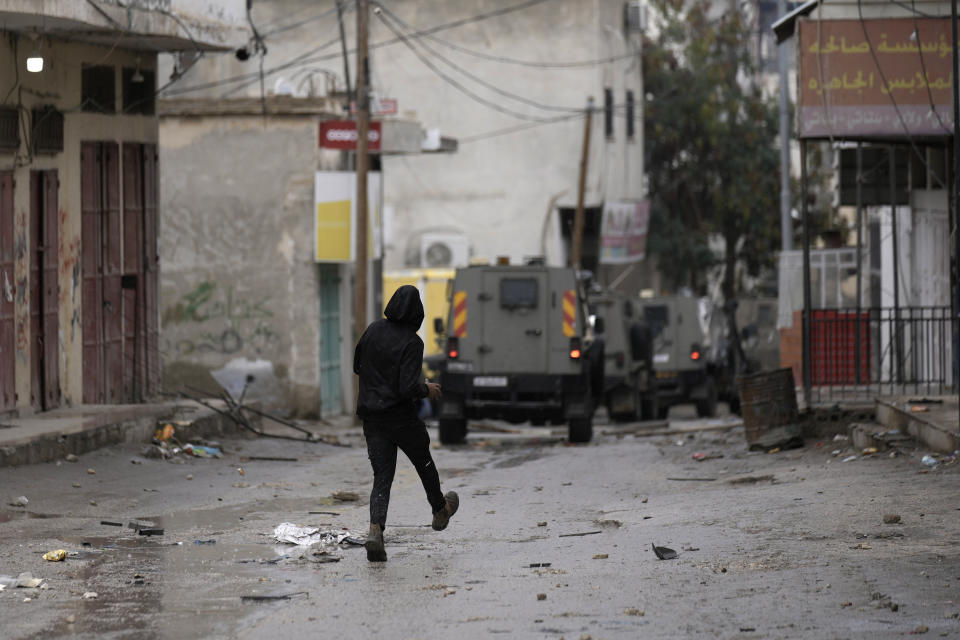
[
  {"left": 374, "top": 9, "right": 557, "bottom": 122},
  {"left": 910, "top": 0, "right": 950, "bottom": 134},
  {"left": 856, "top": 0, "right": 945, "bottom": 189},
  {"left": 459, "top": 112, "right": 586, "bottom": 144},
  {"left": 260, "top": 3, "right": 343, "bottom": 38},
  {"left": 376, "top": 5, "right": 582, "bottom": 114},
  {"left": 162, "top": 0, "right": 553, "bottom": 98}
]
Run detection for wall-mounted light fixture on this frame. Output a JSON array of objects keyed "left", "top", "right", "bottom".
[
  {"left": 132, "top": 57, "right": 144, "bottom": 83},
  {"left": 26, "top": 34, "right": 43, "bottom": 72}
]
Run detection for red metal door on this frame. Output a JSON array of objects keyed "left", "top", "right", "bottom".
[
  {"left": 142, "top": 144, "right": 159, "bottom": 397},
  {"left": 30, "top": 170, "right": 59, "bottom": 410},
  {"left": 0, "top": 171, "right": 14, "bottom": 410},
  {"left": 122, "top": 144, "right": 144, "bottom": 401},
  {"left": 81, "top": 143, "right": 104, "bottom": 403}
]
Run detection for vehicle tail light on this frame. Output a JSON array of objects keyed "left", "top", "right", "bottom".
[
  {"left": 447, "top": 337, "right": 460, "bottom": 359},
  {"left": 569, "top": 337, "right": 582, "bottom": 360},
  {"left": 690, "top": 343, "right": 701, "bottom": 361}
]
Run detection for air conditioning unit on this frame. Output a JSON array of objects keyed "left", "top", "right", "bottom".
[
  {"left": 420, "top": 233, "right": 469, "bottom": 268},
  {"left": 624, "top": 1, "right": 643, "bottom": 33}
]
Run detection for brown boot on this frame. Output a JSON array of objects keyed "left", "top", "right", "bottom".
[
  {"left": 365, "top": 523, "right": 387, "bottom": 562},
  {"left": 432, "top": 491, "right": 459, "bottom": 531}
]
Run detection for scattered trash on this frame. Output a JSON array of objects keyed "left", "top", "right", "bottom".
[
  {"left": 23, "top": 597, "right": 31, "bottom": 602},
  {"left": 883, "top": 514, "right": 901, "bottom": 524},
  {"left": 833, "top": 434, "right": 849, "bottom": 441},
  {"left": 66, "top": 615, "right": 75, "bottom": 624},
  {"left": 537, "top": 521, "right": 548, "bottom": 527},
  {"left": 840, "top": 601, "right": 852, "bottom": 607},
  {"left": 527, "top": 563, "right": 551, "bottom": 568},
  {"left": 728, "top": 475, "right": 775, "bottom": 485},
  {"left": 831, "top": 449, "right": 842, "bottom": 456},
  {"left": 652, "top": 543, "right": 678, "bottom": 560},
  {"left": 862, "top": 447, "right": 878, "bottom": 456},
  {"left": 154, "top": 424, "right": 175, "bottom": 442},
  {"left": 911, "top": 624, "right": 929, "bottom": 634},
  {"left": 666, "top": 477, "right": 717, "bottom": 482},
  {"left": 8, "top": 495, "right": 28, "bottom": 507},
  {"left": 921, "top": 455, "right": 938, "bottom": 467},
  {"left": 842, "top": 455, "right": 858, "bottom": 463},
  {"left": 767, "top": 447, "right": 781, "bottom": 454},
  {"left": 193, "top": 539, "right": 216, "bottom": 545},
  {"left": 331, "top": 491, "right": 360, "bottom": 502},
  {"left": 241, "top": 591, "right": 308, "bottom": 603},
  {"left": 593, "top": 519, "right": 622, "bottom": 528},
  {"left": 592, "top": 553, "right": 609, "bottom": 560},
  {"left": 537, "top": 593, "right": 547, "bottom": 601},
  {"left": 0, "top": 573, "right": 44, "bottom": 589},
  {"left": 130, "top": 458, "right": 143, "bottom": 465},
  {"left": 558, "top": 530, "right": 602, "bottom": 538},
  {"left": 232, "top": 482, "right": 250, "bottom": 488},
  {"left": 273, "top": 523, "right": 353, "bottom": 547},
  {"left": 71, "top": 482, "right": 81, "bottom": 488},
  {"left": 851, "top": 542, "right": 872, "bottom": 550},
  {"left": 127, "top": 521, "right": 164, "bottom": 536},
  {"left": 624, "top": 608, "right": 645, "bottom": 616},
  {"left": 691, "top": 452, "right": 724, "bottom": 461},
  {"left": 242, "top": 456, "right": 299, "bottom": 462},
  {"left": 65, "top": 454, "right": 78, "bottom": 462},
  {"left": 910, "top": 405, "right": 930, "bottom": 413},
  {"left": 308, "top": 511, "right": 340, "bottom": 516},
  {"left": 237, "top": 467, "right": 245, "bottom": 476},
  {"left": 101, "top": 520, "right": 123, "bottom": 527},
  {"left": 82, "top": 592, "right": 98, "bottom": 600},
  {"left": 42, "top": 550, "right": 67, "bottom": 562},
  {"left": 186, "top": 474, "right": 194, "bottom": 481},
  {"left": 184, "top": 444, "right": 222, "bottom": 458},
  {"left": 86, "top": 468, "right": 96, "bottom": 475}
]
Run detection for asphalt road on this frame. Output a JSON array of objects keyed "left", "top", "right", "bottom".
[{"left": 1, "top": 407, "right": 958, "bottom": 639}]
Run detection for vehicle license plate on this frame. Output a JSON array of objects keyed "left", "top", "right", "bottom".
[
  {"left": 653, "top": 353, "right": 670, "bottom": 364},
  {"left": 473, "top": 376, "right": 508, "bottom": 387}
]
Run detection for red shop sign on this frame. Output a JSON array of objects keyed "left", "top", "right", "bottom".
[{"left": 319, "top": 120, "right": 382, "bottom": 150}]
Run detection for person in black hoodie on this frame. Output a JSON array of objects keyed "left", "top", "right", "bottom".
[{"left": 353, "top": 285, "right": 459, "bottom": 562}]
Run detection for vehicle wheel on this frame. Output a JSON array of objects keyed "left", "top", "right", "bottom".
[
  {"left": 640, "top": 391, "right": 659, "bottom": 421},
  {"left": 695, "top": 378, "right": 718, "bottom": 418},
  {"left": 438, "top": 418, "right": 467, "bottom": 444},
  {"left": 568, "top": 416, "right": 593, "bottom": 443}
]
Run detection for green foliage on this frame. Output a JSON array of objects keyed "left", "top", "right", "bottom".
[{"left": 644, "top": 0, "right": 781, "bottom": 297}]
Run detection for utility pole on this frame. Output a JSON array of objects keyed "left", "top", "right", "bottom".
[
  {"left": 335, "top": 0, "right": 352, "bottom": 106},
  {"left": 951, "top": 0, "right": 959, "bottom": 415},
  {"left": 777, "top": 0, "right": 792, "bottom": 252},
  {"left": 571, "top": 97, "right": 593, "bottom": 270},
  {"left": 354, "top": 0, "right": 369, "bottom": 345}
]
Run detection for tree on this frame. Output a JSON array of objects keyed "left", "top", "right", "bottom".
[{"left": 643, "top": 0, "right": 781, "bottom": 301}]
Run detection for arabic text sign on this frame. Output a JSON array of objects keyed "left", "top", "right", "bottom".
[
  {"left": 319, "top": 120, "right": 382, "bottom": 150},
  {"left": 797, "top": 18, "right": 953, "bottom": 138},
  {"left": 599, "top": 200, "right": 649, "bottom": 264}
]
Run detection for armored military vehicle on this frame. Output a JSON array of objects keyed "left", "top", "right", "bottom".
[
  {"left": 434, "top": 264, "right": 602, "bottom": 444},
  {"left": 638, "top": 295, "right": 739, "bottom": 418},
  {"left": 589, "top": 291, "right": 658, "bottom": 421}
]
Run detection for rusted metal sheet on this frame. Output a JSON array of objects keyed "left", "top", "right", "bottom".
[
  {"left": 0, "top": 171, "right": 14, "bottom": 410},
  {"left": 122, "top": 144, "right": 144, "bottom": 400},
  {"left": 142, "top": 144, "right": 159, "bottom": 397},
  {"left": 81, "top": 142, "right": 103, "bottom": 403},
  {"left": 29, "top": 170, "right": 60, "bottom": 410},
  {"left": 102, "top": 142, "right": 122, "bottom": 403}
]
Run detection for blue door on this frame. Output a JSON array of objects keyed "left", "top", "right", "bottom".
[{"left": 319, "top": 265, "right": 342, "bottom": 416}]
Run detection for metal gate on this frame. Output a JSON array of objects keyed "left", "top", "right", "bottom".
[
  {"left": 29, "top": 170, "right": 59, "bottom": 409},
  {"left": 319, "top": 264, "right": 342, "bottom": 416},
  {"left": 0, "top": 171, "right": 14, "bottom": 411}
]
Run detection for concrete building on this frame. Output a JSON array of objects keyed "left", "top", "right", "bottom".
[
  {"left": 0, "top": 1, "right": 245, "bottom": 415},
  {"left": 156, "top": 96, "right": 435, "bottom": 417},
  {"left": 163, "top": 0, "right": 645, "bottom": 275}
]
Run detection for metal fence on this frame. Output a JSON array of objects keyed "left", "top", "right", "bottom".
[{"left": 804, "top": 306, "right": 954, "bottom": 404}]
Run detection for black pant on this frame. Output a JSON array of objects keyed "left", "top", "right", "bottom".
[{"left": 363, "top": 418, "right": 446, "bottom": 529}]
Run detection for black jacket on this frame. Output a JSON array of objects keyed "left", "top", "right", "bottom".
[{"left": 353, "top": 285, "right": 429, "bottom": 422}]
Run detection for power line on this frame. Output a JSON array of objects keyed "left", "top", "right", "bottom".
[
  {"left": 910, "top": 0, "right": 950, "bottom": 134},
  {"left": 856, "top": 0, "right": 945, "bottom": 189},
  {"left": 376, "top": 6, "right": 581, "bottom": 114},
  {"left": 161, "top": 0, "right": 553, "bottom": 99},
  {"left": 260, "top": 3, "right": 344, "bottom": 38},
  {"left": 374, "top": 8, "right": 556, "bottom": 122},
  {"left": 459, "top": 112, "right": 585, "bottom": 144}
]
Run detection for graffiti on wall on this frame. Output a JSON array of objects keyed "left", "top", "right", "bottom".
[{"left": 162, "top": 281, "right": 280, "bottom": 356}]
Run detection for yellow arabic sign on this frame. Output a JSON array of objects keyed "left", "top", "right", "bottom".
[{"left": 797, "top": 18, "right": 953, "bottom": 138}]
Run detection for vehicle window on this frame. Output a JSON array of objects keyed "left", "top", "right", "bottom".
[
  {"left": 643, "top": 305, "right": 669, "bottom": 338},
  {"left": 500, "top": 278, "right": 538, "bottom": 309}
]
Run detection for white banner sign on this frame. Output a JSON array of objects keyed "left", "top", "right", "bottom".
[{"left": 599, "top": 200, "right": 649, "bottom": 264}]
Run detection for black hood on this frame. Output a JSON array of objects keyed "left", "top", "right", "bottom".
[{"left": 384, "top": 285, "right": 424, "bottom": 329}]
